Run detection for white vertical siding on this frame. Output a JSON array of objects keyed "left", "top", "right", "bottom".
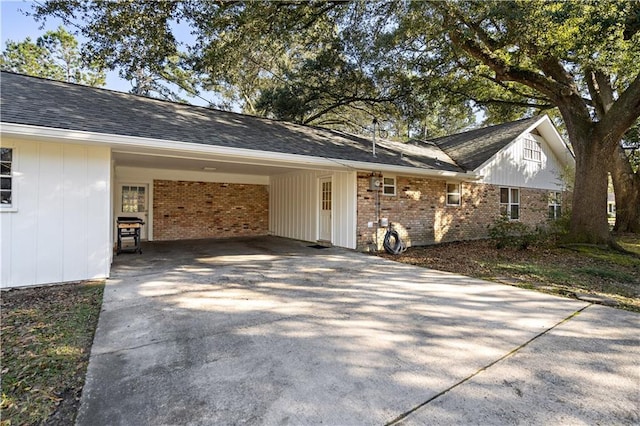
[
  {"left": 477, "top": 133, "right": 566, "bottom": 190},
  {"left": 270, "top": 170, "right": 357, "bottom": 249},
  {"left": 332, "top": 171, "right": 357, "bottom": 249},
  {"left": 0, "top": 138, "right": 111, "bottom": 288}
]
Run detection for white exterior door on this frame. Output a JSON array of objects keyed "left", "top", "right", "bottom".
[
  {"left": 117, "top": 183, "right": 149, "bottom": 240},
  {"left": 319, "top": 178, "right": 332, "bottom": 242}
]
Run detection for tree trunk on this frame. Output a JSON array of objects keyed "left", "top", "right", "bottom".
[
  {"left": 611, "top": 144, "right": 640, "bottom": 233},
  {"left": 569, "top": 135, "right": 613, "bottom": 244}
]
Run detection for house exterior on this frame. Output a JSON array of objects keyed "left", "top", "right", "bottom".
[{"left": 0, "top": 72, "right": 574, "bottom": 288}]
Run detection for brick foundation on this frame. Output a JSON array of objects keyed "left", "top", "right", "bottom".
[
  {"left": 356, "top": 173, "right": 551, "bottom": 250},
  {"left": 153, "top": 180, "right": 269, "bottom": 241}
]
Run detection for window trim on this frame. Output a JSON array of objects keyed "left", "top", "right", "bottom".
[
  {"left": 548, "top": 191, "right": 562, "bottom": 220},
  {"left": 500, "top": 187, "right": 520, "bottom": 220},
  {"left": 0, "top": 146, "right": 17, "bottom": 213},
  {"left": 382, "top": 176, "right": 396, "bottom": 196},
  {"left": 523, "top": 135, "right": 542, "bottom": 162},
  {"left": 446, "top": 182, "right": 461, "bottom": 206}
]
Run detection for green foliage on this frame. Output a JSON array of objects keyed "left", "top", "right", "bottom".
[
  {"left": 1, "top": 26, "right": 105, "bottom": 86},
  {"left": 488, "top": 215, "right": 539, "bottom": 249},
  {"left": 29, "top": 1, "right": 478, "bottom": 137}
]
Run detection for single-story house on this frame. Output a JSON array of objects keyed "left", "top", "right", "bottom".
[{"left": 0, "top": 71, "right": 574, "bottom": 288}]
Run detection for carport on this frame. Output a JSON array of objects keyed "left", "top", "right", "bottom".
[
  {"left": 79, "top": 237, "right": 639, "bottom": 425},
  {"left": 111, "top": 146, "right": 358, "bottom": 250}
]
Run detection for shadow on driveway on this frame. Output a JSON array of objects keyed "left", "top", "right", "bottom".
[{"left": 78, "top": 237, "right": 640, "bottom": 425}]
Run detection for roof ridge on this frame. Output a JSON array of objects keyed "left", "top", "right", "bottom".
[{"left": 427, "top": 116, "right": 541, "bottom": 142}]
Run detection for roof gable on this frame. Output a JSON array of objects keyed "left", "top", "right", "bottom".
[{"left": 428, "top": 117, "right": 543, "bottom": 171}]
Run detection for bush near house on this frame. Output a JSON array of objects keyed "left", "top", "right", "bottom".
[{"left": 1, "top": 281, "right": 104, "bottom": 425}]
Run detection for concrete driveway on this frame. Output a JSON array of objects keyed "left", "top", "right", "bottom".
[{"left": 77, "top": 237, "right": 639, "bottom": 425}]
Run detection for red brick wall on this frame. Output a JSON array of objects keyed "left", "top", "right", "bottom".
[
  {"left": 153, "top": 180, "right": 269, "bottom": 241},
  {"left": 356, "top": 173, "right": 550, "bottom": 250}
]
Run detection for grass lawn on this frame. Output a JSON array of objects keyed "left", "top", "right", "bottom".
[
  {"left": 380, "top": 234, "right": 640, "bottom": 312},
  {"left": 1, "top": 281, "right": 104, "bottom": 426}
]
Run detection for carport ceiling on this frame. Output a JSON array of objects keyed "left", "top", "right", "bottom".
[{"left": 113, "top": 150, "right": 325, "bottom": 176}]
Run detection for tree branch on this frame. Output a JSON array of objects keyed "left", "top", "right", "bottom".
[
  {"left": 444, "top": 87, "right": 553, "bottom": 110},
  {"left": 302, "top": 95, "right": 395, "bottom": 124},
  {"left": 476, "top": 73, "right": 552, "bottom": 103},
  {"left": 443, "top": 20, "right": 564, "bottom": 101},
  {"left": 594, "top": 70, "right": 615, "bottom": 111},
  {"left": 596, "top": 72, "right": 640, "bottom": 145}
]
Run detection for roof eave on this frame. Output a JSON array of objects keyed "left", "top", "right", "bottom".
[
  {"left": 341, "top": 159, "right": 480, "bottom": 180},
  {"left": 1, "top": 122, "right": 480, "bottom": 180}
]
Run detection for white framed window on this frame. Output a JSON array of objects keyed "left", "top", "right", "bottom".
[
  {"left": 523, "top": 136, "right": 542, "bottom": 162},
  {"left": 446, "top": 182, "right": 461, "bottom": 206},
  {"left": 1, "top": 147, "right": 14, "bottom": 209},
  {"left": 121, "top": 185, "right": 147, "bottom": 213},
  {"left": 500, "top": 187, "right": 520, "bottom": 220},
  {"left": 382, "top": 176, "right": 396, "bottom": 196},
  {"left": 321, "top": 180, "right": 332, "bottom": 211},
  {"left": 548, "top": 191, "right": 562, "bottom": 220}
]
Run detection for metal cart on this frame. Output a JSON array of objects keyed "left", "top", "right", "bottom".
[{"left": 116, "top": 217, "right": 145, "bottom": 255}]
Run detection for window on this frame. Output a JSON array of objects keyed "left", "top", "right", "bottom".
[
  {"left": 1, "top": 148, "right": 13, "bottom": 207},
  {"left": 500, "top": 187, "right": 520, "bottom": 220},
  {"left": 523, "top": 136, "right": 542, "bottom": 162},
  {"left": 446, "top": 182, "right": 461, "bottom": 206},
  {"left": 548, "top": 191, "right": 562, "bottom": 220},
  {"left": 382, "top": 176, "right": 396, "bottom": 196},
  {"left": 321, "top": 180, "right": 331, "bottom": 211},
  {"left": 121, "top": 185, "right": 146, "bottom": 213}
]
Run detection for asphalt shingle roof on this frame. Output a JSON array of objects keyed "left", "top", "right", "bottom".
[
  {"left": 0, "top": 72, "right": 464, "bottom": 173},
  {"left": 428, "top": 116, "right": 542, "bottom": 170}
]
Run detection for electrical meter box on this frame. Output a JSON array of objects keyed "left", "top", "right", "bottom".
[{"left": 369, "top": 176, "right": 382, "bottom": 190}]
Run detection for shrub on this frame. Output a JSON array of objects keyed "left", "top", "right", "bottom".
[{"left": 488, "top": 215, "right": 537, "bottom": 249}]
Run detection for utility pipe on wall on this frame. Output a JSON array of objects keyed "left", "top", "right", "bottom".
[{"left": 372, "top": 117, "right": 378, "bottom": 157}]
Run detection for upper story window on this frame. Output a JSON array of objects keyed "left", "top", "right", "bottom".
[
  {"left": 446, "top": 182, "right": 461, "bottom": 206},
  {"left": 549, "top": 191, "right": 562, "bottom": 220},
  {"left": 382, "top": 176, "right": 396, "bottom": 196},
  {"left": 523, "top": 135, "right": 542, "bottom": 162},
  {"left": 500, "top": 187, "right": 520, "bottom": 220},
  {"left": 1, "top": 148, "right": 13, "bottom": 208}
]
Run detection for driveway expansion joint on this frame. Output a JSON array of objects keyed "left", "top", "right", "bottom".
[
  {"left": 93, "top": 313, "right": 314, "bottom": 357},
  {"left": 384, "top": 303, "right": 593, "bottom": 425}
]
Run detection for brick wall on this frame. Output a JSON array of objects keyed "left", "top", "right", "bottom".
[
  {"left": 153, "top": 180, "right": 269, "bottom": 241},
  {"left": 356, "top": 173, "right": 550, "bottom": 250}
]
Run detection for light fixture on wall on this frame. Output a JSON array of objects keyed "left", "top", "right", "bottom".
[{"left": 202, "top": 167, "right": 217, "bottom": 171}]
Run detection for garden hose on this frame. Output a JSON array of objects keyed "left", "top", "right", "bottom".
[{"left": 383, "top": 225, "right": 407, "bottom": 255}]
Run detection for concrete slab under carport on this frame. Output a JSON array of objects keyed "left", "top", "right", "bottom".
[{"left": 78, "top": 237, "right": 639, "bottom": 425}]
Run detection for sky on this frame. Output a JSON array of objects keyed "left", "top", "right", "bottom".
[
  {"left": 1, "top": 0, "right": 135, "bottom": 92},
  {"left": 0, "top": 0, "right": 212, "bottom": 106}
]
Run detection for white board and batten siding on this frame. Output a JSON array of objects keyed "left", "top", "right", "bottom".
[
  {"left": 477, "top": 133, "right": 567, "bottom": 190},
  {"left": 1, "top": 138, "right": 111, "bottom": 288},
  {"left": 270, "top": 170, "right": 357, "bottom": 249}
]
